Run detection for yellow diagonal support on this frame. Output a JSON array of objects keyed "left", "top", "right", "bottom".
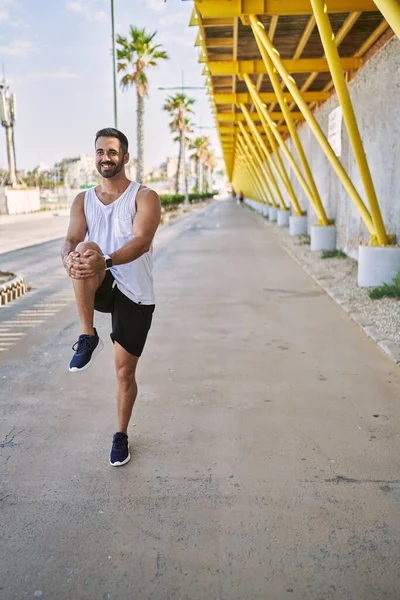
[
  {"left": 237, "top": 134, "right": 276, "bottom": 206},
  {"left": 238, "top": 121, "right": 287, "bottom": 209},
  {"left": 249, "top": 15, "right": 375, "bottom": 237},
  {"left": 237, "top": 135, "right": 274, "bottom": 206},
  {"left": 373, "top": 0, "right": 400, "bottom": 39},
  {"left": 243, "top": 95, "right": 310, "bottom": 212},
  {"left": 251, "top": 26, "right": 329, "bottom": 226},
  {"left": 240, "top": 103, "right": 303, "bottom": 215},
  {"left": 237, "top": 131, "right": 278, "bottom": 207},
  {"left": 236, "top": 148, "right": 265, "bottom": 202},
  {"left": 310, "top": 0, "right": 389, "bottom": 245},
  {"left": 245, "top": 75, "right": 332, "bottom": 217}
]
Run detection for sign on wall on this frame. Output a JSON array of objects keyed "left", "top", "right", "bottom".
[{"left": 328, "top": 106, "right": 343, "bottom": 158}]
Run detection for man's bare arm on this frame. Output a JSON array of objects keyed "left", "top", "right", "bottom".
[
  {"left": 110, "top": 187, "right": 161, "bottom": 266},
  {"left": 61, "top": 192, "right": 88, "bottom": 269}
]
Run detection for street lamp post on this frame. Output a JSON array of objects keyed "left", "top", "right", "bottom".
[{"left": 111, "top": 0, "right": 118, "bottom": 129}]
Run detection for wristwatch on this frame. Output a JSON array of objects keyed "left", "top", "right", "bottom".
[{"left": 104, "top": 254, "right": 113, "bottom": 270}]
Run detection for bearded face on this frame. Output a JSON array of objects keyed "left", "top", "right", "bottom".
[{"left": 95, "top": 137, "right": 128, "bottom": 179}]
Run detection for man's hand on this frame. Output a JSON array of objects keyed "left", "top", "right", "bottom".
[{"left": 66, "top": 249, "right": 105, "bottom": 280}]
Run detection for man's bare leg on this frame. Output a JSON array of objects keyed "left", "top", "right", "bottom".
[
  {"left": 71, "top": 241, "right": 105, "bottom": 335},
  {"left": 114, "top": 342, "right": 139, "bottom": 434}
]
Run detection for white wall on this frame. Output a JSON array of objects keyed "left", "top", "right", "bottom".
[{"left": 0, "top": 188, "right": 40, "bottom": 215}]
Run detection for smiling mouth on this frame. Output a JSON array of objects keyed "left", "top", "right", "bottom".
[{"left": 102, "top": 164, "right": 114, "bottom": 168}]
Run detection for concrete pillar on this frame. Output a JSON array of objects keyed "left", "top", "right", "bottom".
[
  {"left": 289, "top": 215, "right": 308, "bottom": 236},
  {"left": 268, "top": 206, "right": 278, "bottom": 221},
  {"left": 311, "top": 225, "right": 337, "bottom": 252},
  {"left": 277, "top": 210, "right": 290, "bottom": 227},
  {"left": 358, "top": 245, "right": 400, "bottom": 287}
]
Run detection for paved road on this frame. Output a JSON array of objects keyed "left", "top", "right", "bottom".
[
  {"left": 1, "top": 199, "right": 399, "bottom": 600},
  {"left": 0, "top": 211, "right": 70, "bottom": 255}
]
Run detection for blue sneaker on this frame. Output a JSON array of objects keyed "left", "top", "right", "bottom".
[
  {"left": 69, "top": 328, "right": 103, "bottom": 372},
  {"left": 110, "top": 432, "right": 131, "bottom": 467}
]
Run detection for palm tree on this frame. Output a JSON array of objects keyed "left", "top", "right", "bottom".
[
  {"left": 163, "top": 93, "right": 195, "bottom": 196},
  {"left": 203, "top": 148, "right": 216, "bottom": 193},
  {"left": 117, "top": 26, "right": 168, "bottom": 182},
  {"left": 190, "top": 136, "right": 209, "bottom": 193}
]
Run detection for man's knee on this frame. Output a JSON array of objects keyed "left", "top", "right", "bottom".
[
  {"left": 75, "top": 241, "right": 102, "bottom": 255},
  {"left": 116, "top": 363, "right": 136, "bottom": 388}
]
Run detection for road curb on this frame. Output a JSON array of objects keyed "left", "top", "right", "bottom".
[
  {"left": 0, "top": 273, "right": 27, "bottom": 306},
  {"left": 258, "top": 218, "right": 400, "bottom": 366}
]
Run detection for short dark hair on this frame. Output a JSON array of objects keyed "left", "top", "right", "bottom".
[{"left": 95, "top": 128, "right": 129, "bottom": 154}]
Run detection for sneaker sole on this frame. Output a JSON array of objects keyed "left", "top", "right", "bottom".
[
  {"left": 109, "top": 451, "right": 131, "bottom": 467},
  {"left": 69, "top": 338, "right": 104, "bottom": 373}
]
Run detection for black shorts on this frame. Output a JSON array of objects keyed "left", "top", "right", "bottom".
[{"left": 94, "top": 271, "right": 155, "bottom": 357}]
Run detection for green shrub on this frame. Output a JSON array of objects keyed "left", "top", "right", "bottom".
[
  {"left": 369, "top": 284, "right": 400, "bottom": 300},
  {"left": 321, "top": 249, "right": 347, "bottom": 259},
  {"left": 159, "top": 191, "right": 217, "bottom": 210},
  {"left": 369, "top": 270, "right": 400, "bottom": 299}
]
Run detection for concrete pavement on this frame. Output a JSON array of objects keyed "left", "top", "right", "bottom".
[
  {"left": 0, "top": 210, "right": 71, "bottom": 255},
  {"left": 1, "top": 198, "right": 400, "bottom": 600}
]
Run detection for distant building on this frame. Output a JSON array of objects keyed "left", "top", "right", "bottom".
[
  {"left": 165, "top": 156, "right": 178, "bottom": 180},
  {"left": 64, "top": 155, "right": 99, "bottom": 188}
]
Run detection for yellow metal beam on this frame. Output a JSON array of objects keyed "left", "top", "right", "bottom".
[
  {"left": 199, "top": 53, "right": 232, "bottom": 63},
  {"left": 295, "top": 16, "right": 316, "bottom": 58},
  {"left": 195, "top": 0, "right": 377, "bottom": 18},
  {"left": 214, "top": 91, "right": 330, "bottom": 104},
  {"left": 245, "top": 76, "right": 333, "bottom": 217},
  {"left": 354, "top": 19, "right": 389, "bottom": 57},
  {"left": 240, "top": 103, "right": 302, "bottom": 214},
  {"left": 294, "top": 12, "right": 362, "bottom": 112},
  {"left": 206, "top": 37, "right": 235, "bottom": 48},
  {"left": 236, "top": 148, "right": 266, "bottom": 202},
  {"left": 236, "top": 138, "right": 270, "bottom": 203},
  {"left": 310, "top": 0, "right": 388, "bottom": 244},
  {"left": 250, "top": 15, "right": 376, "bottom": 237},
  {"left": 256, "top": 15, "right": 279, "bottom": 112},
  {"left": 373, "top": 0, "right": 400, "bottom": 39},
  {"left": 238, "top": 121, "right": 287, "bottom": 209},
  {"left": 251, "top": 27, "right": 329, "bottom": 225},
  {"left": 237, "top": 133, "right": 276, "bottom": 206},
  {"left": 216, "top": 111, "right": 305, "bottom": 122},
  {"left": 201, "top": 18, "right": 234, "bottom": 27},
  {"left": 208, "top": 58, "right": 362, "bottom": 75},
  {"left": 189, "top": 9, "right": 233, "bottom": 27},
  {"left": 218, "top": 124, "right": 289, "bottom": 134}
]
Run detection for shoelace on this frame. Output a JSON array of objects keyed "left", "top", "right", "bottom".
[
  {"left": 72, "top": 336, "right": 94, "bottom": 354},
  {"left": 113, "top": 436, "right": 126, "bottom": 450}
]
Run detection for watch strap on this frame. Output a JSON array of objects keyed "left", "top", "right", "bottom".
[{"left": 104, "top": 254, "right": 113, "bottom": 270}]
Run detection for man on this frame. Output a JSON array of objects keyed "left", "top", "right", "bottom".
[{"left": 61, "top": 128, "right": 161, "bottom": 467}]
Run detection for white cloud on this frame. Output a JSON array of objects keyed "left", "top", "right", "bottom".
[
  {"left": 66, "top": 1, "right": 107, "bottom": 22},
  {"left": 0, "top": 0, "right": 26, "bottom": 26},
  {"left": 0, "top": 0, "right": 16, "bottom": 22},
  {"left": 0, "top": 39, "right": 33, "bottom": 57},
  {"left": 145, "top": 0, "right": 166, "bottom": 14}
]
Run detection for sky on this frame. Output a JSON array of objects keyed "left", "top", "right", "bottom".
[{"left": 0, "top": 0, "right": 219, "bottom": 171}]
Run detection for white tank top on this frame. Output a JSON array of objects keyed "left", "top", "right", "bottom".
[{"left": 84, "top": 181, "right": 155, "bottom": 305}]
